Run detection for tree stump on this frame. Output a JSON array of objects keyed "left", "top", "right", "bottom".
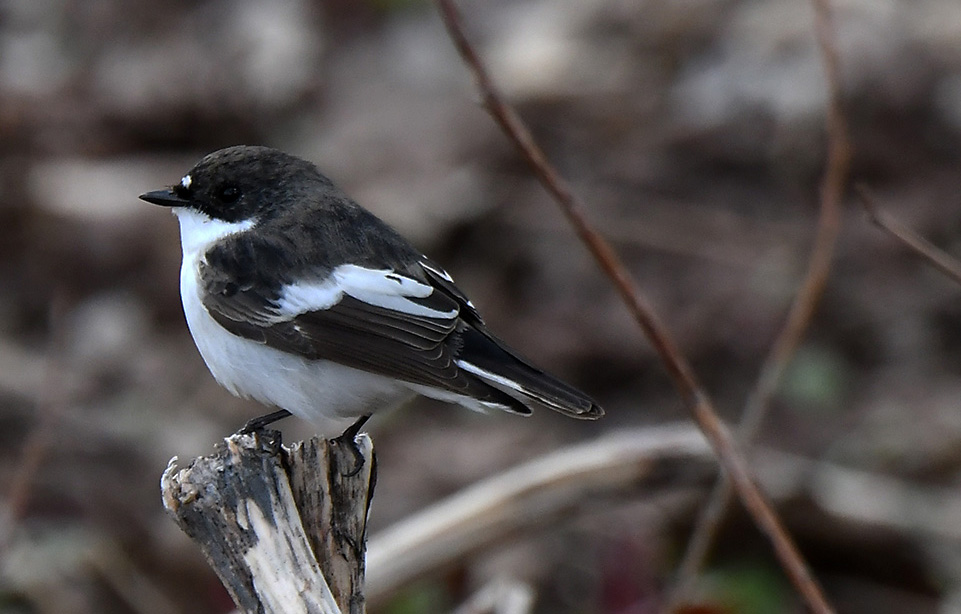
[{"left": 160, "top": 430, "right": 374, "bottom": 614}]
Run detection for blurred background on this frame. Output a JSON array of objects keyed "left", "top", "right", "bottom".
[{"left": 2, "top": 0, "right": 961, "bottom": 612}]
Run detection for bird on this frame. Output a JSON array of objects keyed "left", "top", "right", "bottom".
[{"left": 140, "top": 145, "right": 603, "bottom": 445}]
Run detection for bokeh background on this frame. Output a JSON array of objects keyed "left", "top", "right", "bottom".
[{"left": 3, "top": 0, "right": 961, "bottom": 612}]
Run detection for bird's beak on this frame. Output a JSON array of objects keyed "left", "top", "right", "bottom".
[{"left": 139, "top": 189, "right": 191, "bottom": 207}]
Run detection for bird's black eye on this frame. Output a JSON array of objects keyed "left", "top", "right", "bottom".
[{"left": 216, "top": 184, "right": 241, "bottom": 204}]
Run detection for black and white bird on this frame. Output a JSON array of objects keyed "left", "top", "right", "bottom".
[{"left": 141, "top": 145, "right": 602, "bottom": 440}]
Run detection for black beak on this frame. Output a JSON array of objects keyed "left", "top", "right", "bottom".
[{"left": 139, "top": 189, "right": 191, "bottom": 207}]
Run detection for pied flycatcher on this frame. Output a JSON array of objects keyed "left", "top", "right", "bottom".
[{"left": 141, "top": 146, "right": 602, "bottom": 438}]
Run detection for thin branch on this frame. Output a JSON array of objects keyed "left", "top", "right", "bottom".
[
  {"left": 433, "top": 2, "right": 835, "bottom": 612},
  {"left": 857, "top": 185, "right": 961, "bottom": 286},
  {"left": 672, "top": 0, "right": 852, "bottom": 598}
]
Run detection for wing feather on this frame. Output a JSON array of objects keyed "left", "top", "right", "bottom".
[{"left": 200, "top": 254, "right": 518, "bottom": 405}]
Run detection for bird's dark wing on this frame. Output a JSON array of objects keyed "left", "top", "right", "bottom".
[{"left": 199, "top": 249, "right": 530, "bottom": 412}]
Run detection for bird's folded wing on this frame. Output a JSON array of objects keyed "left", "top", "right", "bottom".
[{"left": 199, "top": 257, "right": 510, "bottom": 400}]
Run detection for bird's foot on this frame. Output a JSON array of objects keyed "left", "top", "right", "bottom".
[
  {"left": 240, "top": 409, "right": 293, "bottom": 434},
  {"left": 330, "top": 414, "right": 371, "bottom": 477}
]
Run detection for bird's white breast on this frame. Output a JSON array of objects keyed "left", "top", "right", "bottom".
[{"left": 173, "top": 208, "right": 415, "bottom": 434}]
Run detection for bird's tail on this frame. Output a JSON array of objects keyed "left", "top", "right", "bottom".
[{"left": 456, "top": 328, "right": 604, "bottom": 419}]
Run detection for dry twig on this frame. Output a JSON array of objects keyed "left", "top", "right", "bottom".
[
  {"left": 672, "top": 0, "right": 852, "bottom": 599},
  {"left": 433, "top": 1, "right": 835, "bottom": 612},
  {"left": 857, "top": 185, "right": 961, "bottom": 286}
]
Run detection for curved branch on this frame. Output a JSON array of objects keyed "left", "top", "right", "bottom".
[{"left": 433, "top": 2, "right": 836, "bottom": 612}]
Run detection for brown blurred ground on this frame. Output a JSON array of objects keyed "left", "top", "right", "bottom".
[{"left": 2, "top": 0, "right": 961, "bottom": 612}]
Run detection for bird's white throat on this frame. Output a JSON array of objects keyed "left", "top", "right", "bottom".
[{"left": 174, "top": 208, "right": 255, "bottom": 258}]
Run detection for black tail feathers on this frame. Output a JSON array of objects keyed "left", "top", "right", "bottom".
[{"left": 457, "top": 327, "right": 603, "bottom": 419}]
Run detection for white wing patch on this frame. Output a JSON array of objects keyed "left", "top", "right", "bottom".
[
  {"left": 336, "top": 265, "right": 458, "bottom": 318},
  {"left": 276, "top": 277, "right": 342, "bottom": 315},
  {"left": 276, "top": 264, "right": 458, "bottom": 320}
]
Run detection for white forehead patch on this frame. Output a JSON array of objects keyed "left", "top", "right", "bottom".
[{"left": 180, "top": 174, "right": 192, "bottom": 189}]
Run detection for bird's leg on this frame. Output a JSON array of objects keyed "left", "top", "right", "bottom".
[
  {"left": 331, "top": 414, "right": 371, "bottom": 477},
  {"left": 240, "top": 409, "right": 293, "bottom": 434}
]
